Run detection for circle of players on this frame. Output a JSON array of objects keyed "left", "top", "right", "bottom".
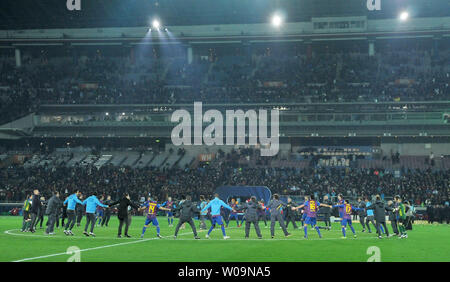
[{"left": 20, "top": 189, "right": 413, "bottom": 240}]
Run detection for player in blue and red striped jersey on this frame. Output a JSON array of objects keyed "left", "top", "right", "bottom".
[
  {"left": 333, "top": 199, "right": 364, "bottom": 239},
  {"left": 226, "top": 198, "right": 240, "bottom": 227},
  {"left": 162, "top": 197, "right": 175, "bottom": 227},
  {"left": 257, "top": 200, "right": 268, "bottom": 227},
  {"left": 239, "top": 199, "right": 246, "bottom": 227},
  {"left": 300, "top": 196, "right": 309, "bottom": 226},
  {"left": 139, "top": 197, "right": 171, "bottom": 238},
  {"left": 293, "top": 195, "right": 332, "bottom": 239},
  {"left": 299, "top": 196, "right": 316, "bottom": 229}
]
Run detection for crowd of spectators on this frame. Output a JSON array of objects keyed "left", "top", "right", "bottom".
[
  {"left": 0, "top": 149, "right": 448, "bottom": 210},
  {"left": 1, "top": 45, "right": 449, "bottom": 125}
]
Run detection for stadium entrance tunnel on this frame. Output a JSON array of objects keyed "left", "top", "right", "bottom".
[{"left": 215, "top": 186, "right": 272, "bottom": 204}]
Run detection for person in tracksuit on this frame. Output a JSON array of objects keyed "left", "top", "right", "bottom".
[
  {"left": 238, "top": 196, "right": 263, "bottom": 239},
  {"left": 75, "top": 194, "right": 84, "bottom": 227},
  {"left": 198, "top": 195, "right": 208, "bottom": 230},
  {"left": 365, "top": 197, "right": 379, "bottom": 233},
  {"left": 388, "top": 199, "right": 399, "bottom": 236},
  {"left": 61, "top": 200, "right": 67, "bottom": 228},
  {"left": 45, "top": 191, "right": 61, "bottom": 235},
  {"left": 63, "top": 190, "right": 83, "bottom": 235},
  {"left": 284, "top": 197, "right": 298, "bottom": 230},
  {"left": 29, "top": 189, "right": 41, "bottom": 233},
  {"left": 174, "top": 195, "right": 200, "bottom": 239},
  {"left": 357, "top": 197, "right": 367, "bottom": 232},
  {"left": 267, "top": 194, "right": 291, "bottom": 238},
  {"left": 34, "top": 196, "right": 46, "bottom": 230},
  {"left": 319, "top": 195, "right": 332, "bottom": 230},
  {"left": 21, "top": 194, "right": 32, "bottom": 232},
  {"left": 82, "top": 192, "right": 108, "bottom": 237},
  {"left": 101, "top": 195, "right": 112, "bottom": 227},
  {"left": 367, "top": 195, "right": 392, "bottom": 239},
  {"left": 56, "top": 198, "right": 64, "bottom": 229},
  {"left": 108, "top": 193, "right": 140, "bottom": 237},
  {"left": 257, "top": 200, "right": 268, "bottom": 227},
  {"left": 201, "top": 194, "right": 234, "bottom": 240}
]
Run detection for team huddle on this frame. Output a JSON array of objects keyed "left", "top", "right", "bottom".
[{"left": 20, "top": 189, "right": 412, "bottom": 240}]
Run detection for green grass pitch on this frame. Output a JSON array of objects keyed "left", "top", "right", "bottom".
[{"left": 1, "top": 216, "right": 448, "bottom": 262}]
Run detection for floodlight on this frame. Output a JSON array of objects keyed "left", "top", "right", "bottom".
[
  {"left": 152, "top": 19, "right": 161, "bottom": 29},
  {"left": 271, "top": 14, "right": 282, "bottom": 27},
  {"left": 399, "top": 11, "right": 409, "bottom": 21}
]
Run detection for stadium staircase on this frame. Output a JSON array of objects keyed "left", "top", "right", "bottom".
[
  {"left": 176, "top": 152, "right": 196, "bottom": 169},
  {"left": 93, "top": 154, "right": 113, "bottom": 168},
  {"left": 163, "top": 151, "right": 183, "bottom": 169},
  {"left": 149, "top": 151, "right": 170, "bottom": 168},
  {"left": 66, "top": 153, "right": 88, "bottom": 167},
  {"left": 23, "top": 154, "right": 46, "bottom": 168},
  {"left": 121, "top": 151, "right": 141, "bottom": 167},
  {"left": 135, "top": 152, "right": 155, "bottom": 168},
  {"left": 204, "top": 61, "right": 216, "bottom": 84},
  {"left": 80, "top": 154, "right": 99, "bottom": 167},
  {"left": 161, "top": 59, "right": 173, "bottom": 82},
  {"left": 108, "top": 152, "right": 127, "bottom": 166},
  {"left": 335, "top": 53, "right": 343, "bottom": 81}
]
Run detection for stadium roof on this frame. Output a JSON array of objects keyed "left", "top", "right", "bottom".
[{"left": 0, "top": 0, "right": 449, "bottom": 30}]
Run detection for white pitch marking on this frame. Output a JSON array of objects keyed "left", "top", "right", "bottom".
[
  {"left": 10, "top": 229, "right": 207, "bottom": 262},
  {"left": 169, "top": 236, "right": 382, "bottom": 241},
  {"left": 8, "top": 227, "right": 239, "bottom": 262},
  {"left": 4, "top": 229, "right": 140, "bottom": 240}
]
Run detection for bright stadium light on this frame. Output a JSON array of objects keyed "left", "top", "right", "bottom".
[
  {"left": 152, "top": 19, "right": 161, "bottom": 30},
  {"left": 271, "top": 14, "right": 283, "bottom": 27},
  {"left": 399, "top": 11, "right": 409, "bottom": 21}
]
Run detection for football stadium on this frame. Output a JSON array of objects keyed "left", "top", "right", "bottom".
[{"left": 0, "top": 0, "right": 449, "bottom": 266}]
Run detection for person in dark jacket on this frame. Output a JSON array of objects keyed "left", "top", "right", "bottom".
[
  {"left": 367, "top": 196, "right": 392, "bottom": 238},
  {"left": 434, "top": 205, "right": 442, "bottom": 223},
  {"left": 267, "top": 194, "right": 291, "bottom": 238},
  {"left": 55, "top": 198, "right": 64, "bottom": 229},
  {"left": 426, "top": 205, "right": 434, "bottom": 224},
  {"left": 21, "top": 194, "right": 32, "bottom": 232},
  {"left": 445, "top": 205, "right": 450, "bottom": 224},
  {"left": 75, "top": 194, "right": 84, "bottom": 227},
  {"left": 198, "top": 195, "right": 208, "bottom": 230},
  {"left": 34, "top": 196, "right": 46, "bottom": 230},
  {"left": 319, "top": 195, "right": 332, "bottom": 230},
  {"left": 257, "top": 200, "right": 268, "bottom": 227},
  {"left": 388, "top": 199, "right": 399, "bottom": 236},
  {"left": 108, "top": 193, "right": 140, "bottom": 238},
  {"left": 29, "top": 189, "right": 41, "bottom": 233},
  {"left": 61, "top": 200, "right": 68, "bottom": 228},
  {"left": 101, "top": 195, "right": 112, "bottom": 227},
  {"left": 45, "top": 191, "right": 61, "bottom": 235},
  {"left": 174, "top": 195, "right": 200, "bottom": 239},
  {"left": 357, "top": 197, "right": 367, "bottom": 232},
  {"left": 238, "top": 196, "right": 263, "bottom": 239},
  {"left": 284, "top": 197, "right": 298, "bottom": 230}
]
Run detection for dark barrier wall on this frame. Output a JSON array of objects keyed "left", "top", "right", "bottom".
[{"left": 215, "top": 186, "right": 272, "bottom": 204}]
